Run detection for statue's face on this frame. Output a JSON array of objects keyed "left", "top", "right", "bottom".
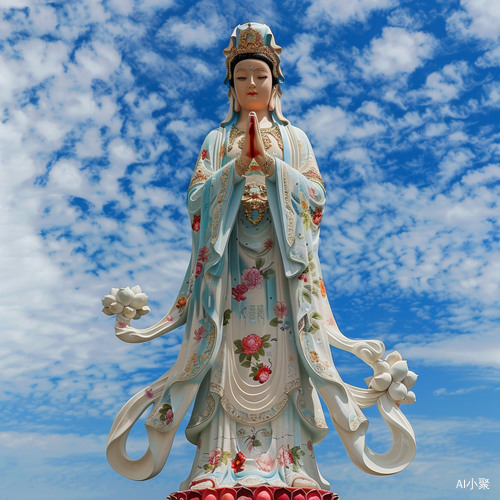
[{"left": 233, "top": 58, "right": 273, "bottom": 113}]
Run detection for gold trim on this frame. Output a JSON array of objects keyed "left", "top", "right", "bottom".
[{"left": 225, "top": 25, "right": 279, "bottom": 81}]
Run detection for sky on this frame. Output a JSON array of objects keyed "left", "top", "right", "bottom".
[{"left": 0, "top": 0, "right": 499, "bottom": 499}]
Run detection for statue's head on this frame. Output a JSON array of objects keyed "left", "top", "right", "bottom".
[{"left": 221, "top": 23, "right": 288, "bottom": 126}]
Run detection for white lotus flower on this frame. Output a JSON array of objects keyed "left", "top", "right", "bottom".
[
  {"left": 101, "top": 286, "right": 150, "bottom": 322},
  {"left": 368, "top": 350, "right": 417, "bottom": 405}
]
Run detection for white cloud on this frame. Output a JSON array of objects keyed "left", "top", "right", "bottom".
[
  {"left": 421, "top": 61, "right": 470, "bottom": 103},
  {"left": 475, "top": 45, "right": 500, "bottom": 68},
  {"left": 448, "top": 0, "right": 500, "bottom": 40},
  {"left": 358, "top": 27, "right": 436, "bottom": 77},
  {"left": 306, "top": 0, "right": 397, "bottom": 25}
]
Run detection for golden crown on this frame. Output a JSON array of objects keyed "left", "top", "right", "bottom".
[{"left": 224, "top": 24, "right": 281, "bottom": 82}]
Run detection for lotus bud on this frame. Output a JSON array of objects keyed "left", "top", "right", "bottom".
[
  {"left": 102, "top": 307, "right": 115, "bottom": 316},
  {"left": 372, "top": 359, "right": 390, "bottom": 375},
  {"left": 131, "top": 293, "right": 148, "bottom": 309},
  {"left": 123, "top": 306, "right": 137, "bottom": 319},
  {"left": 403, "top": 391, "right": 416, "bottom": 404},
  {"left": 388, "top": 382, "right": 408, "bottom": 401},
  {"left": 109, "top": 302, "right": 124, "bottom": 314},
  {"left": 131, "top": 285, "right": 142, "bottom": 294},
  {"left": 370, "top": 372, "right": 392, "bottom": 392},
  {"left": 137, "top": 306, "right": 150, "bottom": 315},
  {"left": 390, "top": 360, "right": 408, "bottom": 383},
  {"left": 116, "top": 287, "right": 135, "bottom": 306},
  {"left": 385, "top": 351, "right": 402, "bottom": 367},
  {"left": 402, "top": 371, "right": 418, "bottom": 389},
  {"left": 102, "top": 294, "right": 115, "bottom": 307},
  {"left": 110, "top": 288, "right": 119, "bottom": 296}
]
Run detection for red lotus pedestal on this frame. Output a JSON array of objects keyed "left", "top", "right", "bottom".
[{"left": 168, "top": 486, "right": 339, "bottom": 500}]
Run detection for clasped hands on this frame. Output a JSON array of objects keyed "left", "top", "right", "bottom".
[{"left": 235, "top": 111, "right": 275, "bottom": 177}]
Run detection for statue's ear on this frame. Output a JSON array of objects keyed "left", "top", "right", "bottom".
[
  {"left": 268, "top": 86, "right": 277, "bottom": 112},
  {"left": 230, "top": 87, "right": 241, "bottom": 112}
]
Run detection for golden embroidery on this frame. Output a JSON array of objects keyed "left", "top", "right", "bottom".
[
  {"left": 220, "top": 143, "right": 226, "bottom": 158},
  {"left": 281, "top": 166, "right": 295, "bottom": 247},
  {"left": 211, "top": 165, "right": 230, "bottom": 245},
  {"left": 228, "top": 124, "right": 283, "bottom": 153}
]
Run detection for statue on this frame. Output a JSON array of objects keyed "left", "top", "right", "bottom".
[{"left": 103, "top": 22, "right": 417, "bottom": 498}]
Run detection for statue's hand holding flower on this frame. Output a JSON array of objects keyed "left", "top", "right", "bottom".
[
  {"left": 101, "top": 285, "right": 150, "bottom": 329},
  {"left": 365, "top": 351, "right": 418, "bottom": 405}
]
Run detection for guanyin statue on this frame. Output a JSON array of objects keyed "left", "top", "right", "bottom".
[{"left": 103, "top": 22, "right": 417, "bottom": 498}]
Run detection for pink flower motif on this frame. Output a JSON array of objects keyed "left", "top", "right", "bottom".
[
  {"left": 145, "top": 388, "right": 154, "bottom": 399},
  {"left": 232, "top": 284, "right": 248, "bottom": 302},
  {"left": 273, "top": 301, "right": 289, "bottom": 319},
  {"left": 241, "top": 334, "right": 263, "bottom": 355},
  {"left": 256, "top": 452, "right": 275, "bottom": 472},
  {"left": 253, "top": 365, "right": 272, "bottom": 384},
  {"left": 241, "top": 267, "right": 264, "bottom": 290},
  {"left": 264, "top": 238, "right": 274, "bottom": 250},
  {"left": 118, "top": 322, "right": 127, "bottom": 328},
  {"left": 298, "top": 273, "right": 307, "bottom": 282},
  {"left": 192, "top": 215, "right": 200, "bottom": 232},
  {"left": 277, "top": 445, "right": 294, "bottom": 467},
  {"left": 326, "top": 316, "right": 336, "bottom": 327},
  {"left": 197, "top": 246, "right": 210, "bottom": 263},
  {"left": 166, "top": 314, "right": 173, "bottom": 322},
  {"left": 194, "top": 326, "right": 206, "bottom": 341},
  {"left": 195, "top": 261, "right": 203, "bottom": 278},
  {"left": 208, "top": 448, "right": 222, "bottom": 466},
  {"left": 308, "top": 186, "right": 315, "bottom": 199},
  {"left": 307, "top": 440, "right": 313, "bottom": 452},
  {"left": 165, "top": 408, "right": 174, "bottom": 424}
]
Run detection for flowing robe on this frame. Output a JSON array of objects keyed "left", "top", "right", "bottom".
[{"left": 106, "top": 119, "right": 416, "bottom": 487}]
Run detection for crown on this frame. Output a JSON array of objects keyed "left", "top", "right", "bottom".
[{"left": 223, "top": 23, "right": 283, "bottom": 84}]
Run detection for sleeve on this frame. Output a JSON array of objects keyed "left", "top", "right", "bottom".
[{"left": 265, "top": 127, "right": 327, "bottom": 278}]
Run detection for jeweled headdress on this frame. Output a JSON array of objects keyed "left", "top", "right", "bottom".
[{"left": 223, "top": 23, "right": 284, "bottom": 84}]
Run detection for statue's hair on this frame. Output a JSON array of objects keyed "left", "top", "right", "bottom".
[{"left": 229, "top": 53, "right": 280, "bottom": 88}]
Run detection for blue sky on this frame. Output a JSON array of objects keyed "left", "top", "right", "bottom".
[{"left": 1, "top": 1, "right": 499, "bottom": 499}]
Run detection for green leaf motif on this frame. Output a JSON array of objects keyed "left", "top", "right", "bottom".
[
  {"left": 311, "top": 312, "right": 323, "bottom": 321},
  {"left": 255, "top": 258, "right": 265, "bottom": 270},
  {"left": 253, "top": 439, "right": 262, "bottom": 448},
  {"left": 263, "top": 342, "right": 272, "bottom": 348},
  {"left": 223, "top": 309, "right": 232, "bottom": 326},
  {"left": 262, "top": 334, "right": 271, "bottom": 341},
  {"left": 308, "top": 253, "right": 314, "bottom": 262},
  {"left": 253, "top": 352, "right": 260, "bottom": 360},
  {"left": 312, "top": 288, "right": 319, "bottom": 298},
  {"left": 221, "top": 451, "right": 231, "bottom": 465},
  {"left": 234, "top": 339, "right": 242, "bottom": 348},
  {"left": 258, "top": 347, "right": 265, "bottom": 356},
  {"left": 262, "top": 269, "right": 275, "bottom": 280},
  {"left": 301, "top": 290, "right": 312, "bottom": 304},
  {"left": 234, "top": 347, "right": 243, "bottom": 354},
  {"left": 269, "top": 317, "right": 279, "bottom": 327},
  {"left": 239, "top": 352, "right": 246, "bottom": 363},
  {"left": 241, "top": 360, "right": 251, "bottom": 368}
]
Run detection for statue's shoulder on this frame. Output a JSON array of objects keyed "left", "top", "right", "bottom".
[{"left": 288, "top": 125, "right": 311, "bottom": 144}]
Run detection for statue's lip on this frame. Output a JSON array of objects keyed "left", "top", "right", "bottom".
[{"left": 247, "top": 91, "right": 257, "bottom": 95}]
